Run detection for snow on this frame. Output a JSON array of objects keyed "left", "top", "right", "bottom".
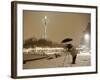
[{"left": 23, "top": 53, "right": 91, "bottom": 69}]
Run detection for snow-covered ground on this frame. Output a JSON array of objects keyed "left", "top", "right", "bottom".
[{"left": 23, "top": 53, "right": 91, "bottom": 69}]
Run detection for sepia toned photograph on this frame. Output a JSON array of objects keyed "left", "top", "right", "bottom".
[
  {"left": 11, "top": 1, "right": 97, "bottom": 78},
  {"left": 23, "top": 11, "right": 91, "bottom": 69}
]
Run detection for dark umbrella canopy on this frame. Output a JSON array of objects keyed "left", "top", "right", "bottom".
[{"left": 61, "top": 38, "right": 72, "bottom": 43}]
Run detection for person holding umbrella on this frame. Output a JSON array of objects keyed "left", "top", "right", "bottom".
[
  {"left": 66, "top": 44, "right": 78, "bottom": 64},
  {"left": 62, "top": 38, "right": 78, "bottom": 64}
]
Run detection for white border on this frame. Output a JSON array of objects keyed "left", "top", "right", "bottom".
[{"left": 17, "top": 3, "right": 96, "bottom": 76}]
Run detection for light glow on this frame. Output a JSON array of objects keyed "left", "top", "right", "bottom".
[{"left": 84, "top": 33, "right": 89, "bottom": 40}]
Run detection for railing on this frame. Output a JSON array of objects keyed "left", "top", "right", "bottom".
[{"left": 23, "top": 47, "right": 66, "bottom": 54}]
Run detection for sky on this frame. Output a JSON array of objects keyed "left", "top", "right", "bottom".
[{"left": 23, "top": 10, "right": 90, "bottom": 46}]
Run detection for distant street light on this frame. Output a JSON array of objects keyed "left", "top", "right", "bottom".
[
  {"left": 42, "top": 16, "right": 49, "bottom": 39},
  {"left": 84, "top": 33, "right": 89, "bottom": 40}
]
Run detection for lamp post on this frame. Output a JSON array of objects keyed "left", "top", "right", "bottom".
[{"left": 42, "top": 16, "right": 48, "bottom": 39}]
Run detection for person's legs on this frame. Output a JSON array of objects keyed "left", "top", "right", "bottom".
[{"left": 72, "top": 55, "right": 77, "bottom": 64}]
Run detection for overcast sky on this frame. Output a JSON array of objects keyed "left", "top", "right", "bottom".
[{"left": 23, "top": 10, "right": 90, "bottom": 46}]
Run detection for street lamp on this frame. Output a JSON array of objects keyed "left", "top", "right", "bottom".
[
  {"left": 84, "top": 33, "right": 89, "bottom": 40},
  {"left": 42, "top": 16, "right": 49, "bottom": 39}
]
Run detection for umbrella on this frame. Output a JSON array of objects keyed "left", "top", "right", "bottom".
[{"left": 61, "top": 38, "right": 72, "bottom": 43}]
